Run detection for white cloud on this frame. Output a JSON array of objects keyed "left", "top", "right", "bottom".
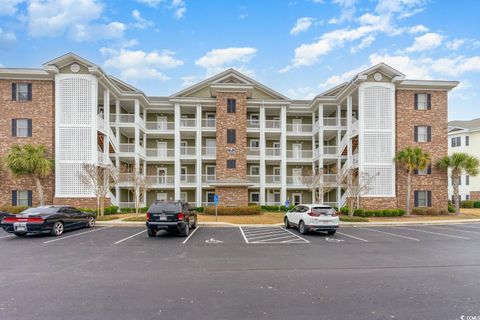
[
  {"left": 0, "top": 27, "right": 16, "bottom": 45},
  {"left": 369, "top": 53, "right": 431, "bottom": 79},
  {"left": 329, "top": 0, "right": 358, "bottom": 24},
  {"left": 101, "top": 48, "right": 184, "bottom": 81},
  {"left": 408, "top": 24, "right": 428, "bottom": 33},
  {"left": 0, "top": 0, "right": 24, "bottom": 15},
  {"left": 350, "top": 35, "right": 375, "bottom": 54},
  {"left": 446, "top": 39, "right": 465, "bottom": 51},
  {"left": 131, "top": 9, "right": 154, "bottom": 29},
  {"left": 136, "top": 0, "right": 162, "bottom": 7},
  {"left": 285, "top": 86, "right": 317, "bottom": 100},
  {"left": 195, "top": 47, "right": 257, "bottom": 75},
  {"left": 181, "top": 76, "right": 198, "bottom": 87},
  {"left": 171, "top": 0, "right": 186, "bottom": 19},
  {"left": 290, "top": 17, "right": 315, "bottom": 35},
  {"left": 406, "top": 32, "right": 443, "bottom": 52},
  {"left": 430, "top": 56, "right": 480, "bottom": 77},
  {"left": 375, "top": 0, "right": 426, "bottom": 16},
  {"left": 71, "top": 22, "right": 125, "bottom": 42},
  {"left": 320, "top": 64, "right": 368, "bottom": 88}
]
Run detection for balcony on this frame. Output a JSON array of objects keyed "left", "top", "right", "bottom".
[
  {"left": 202, "top": 118, "right": 216, "bottom": 129},
  {"left": 246, "top": 175, "right": 260, "bottom": 183},
  {"left": 287, "top": 149, "right": 312, "bottom": 160},
  {"left": 97, "top": 152, "right": 113, "bottom": 166},
  {"left": 323, "top": 146, "right": 338, "bottom": 155},
  {"left": 180, "top": 174, "right": 196, "bottom": 184},
  {"left": 202, "top": 175, "right": 216, "bottom": 183},
  {"left": 146, "top": 148, "right": 175, "bottom": 160},
  {"left": 202, "top": 147, "right": 217, "bottom": 158},
  {"left": 246, "top": 119, "right": 260, "bottom": 129},
  {"left": 323, "top": 174, "right": 338, "bottom": 185},
  {"left": 119, "top": 143, "right": 135, "bottom": 153},
  {"left": 287, "top": 123, "right": 312, "bottom": 134},
  {"left": 265, "top": 147, "right": 281, "bottom": 158},
  {"left": 286, "top": 176, "right": 309, "bottom": 187},
  {"left": 145, "top": 121, "right": 175, "bottom": 131},
  {"left": 180, "top": 146, "right": 196, "bottom": 157},
  {"left": 247, "top": 147, "right": 260, "bottom": 157},
  {"left": 180, "top": 118, "right": 196, "bottom": 129},
  {"left": 146, "top": 175, "right": 175, "bottom": 186},
  {"left": 351, "top": 119, "right": 359, "bottom": 136},
  {"left": 265, "top": 120, "right": 281, "bottom": 130},
  {"left": 265, "top": 175, "right": 281, "bottom": 184},
  {"left": 115, "top": 114, "right": 135, "bottom": 124},
  {"left": 97, "top": 114, "right": 106, "bottom": 132}
]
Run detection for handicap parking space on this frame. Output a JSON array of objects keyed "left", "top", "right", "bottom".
[
  {"left": 184, "top": 227, "right": 245, "bottom": 246},
  {"left": 240, "top": 226, "right": 309, "bottom": 244}
]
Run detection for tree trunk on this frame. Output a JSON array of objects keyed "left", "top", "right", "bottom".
[
  {"left": 348, "top": 197, "right": 354, "bottom": 217},
  {"left": 452, "top": 174, "right": 460, "bottom": 215},
  {"left": 406, "top": 169, "right": 412, "bottom": 216},
  {"left": 33, "top": 176, "right": 45, "bottom": 206},
  {"left": 99, "top": 197, "right": 105, "bottom": 217},
  {"left": 96, "top": 196, "right": 101, "bottom": 216}
]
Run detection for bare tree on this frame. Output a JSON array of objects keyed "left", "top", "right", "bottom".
[
  {"left": 302, "top": 167, "right": 337, "bottom": 204},
  {"left": 338, "top": 166, "right": 376, "bottom": 216},
  {"left": 79, "top": 163, "right": 118, "bottom": 216},
  {"left": 121, "top": 163, "right": 152, "bottom": 216}
]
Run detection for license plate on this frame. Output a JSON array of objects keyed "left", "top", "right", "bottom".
[
  {"left": 14, "top": 222, "right": 27, "bottom": 232},
  {"left": 159, "top": 216, "right": 167, "bottom": 221}
]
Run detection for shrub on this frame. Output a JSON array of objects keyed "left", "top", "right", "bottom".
[
  {"left": 340, "top": 207, "right": 349, "bottom": 215},
  {"left": 120, "top": 207, "right": 134, "bottom": 213},
  {"left": 195, "top": 207, "right": 204, "bottom": 213},
  {"left": 448, "top": 204, "right": 456, "bottom": 213},
  {"left": 261, "top": 205, "right": 282, "bottom": 212},
  {"left": 0, "top": 206, "right": 29, "bottom": 214},
  {"left": 140, "top": 207, "right": 149, "bottom": 213},
  {"left": 438, "top": 210, "right": 449, "bottom": 216},
  {"left": 426, "top": 208, "right": 437, "bottom": 215},
  {"left": 375, "top": 210, "right": 384, "bottom": 217},
  {"left": 340, "top": 216, "right": 368, "bottom": 222},
  {"left": 354, "top": 208, "right": 365, "bottom": 217},
  {"left": 398, "top": 209, "right": 406, "bottom": 216},
  {"left": 382, "top": 209, "right": 393, "bottom": 217},
  {"left": 79, "top": 207, "right": 97, "bottom": 214},
  {"left": 461, "top": 200, "right": 474, "bottom": 208},
  {"left": 280, "top": 205, "right": 295, "bottom": 211},
  {"left": 203, "top": 206, "right": 261, "bottom": 216},
  {"left": 474, "top": 201, "right": 480, "bottom": 209},
  {"left": 412, "top": 208, "right": 427, "bottom": 215},
  {"left": 365, "top": 210, "right": 375, "bottom": 217},
  {"left": 104, "top": 206, "right": 119, "bottom": 215}
]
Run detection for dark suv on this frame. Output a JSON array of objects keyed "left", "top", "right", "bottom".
[{"left": 146, "top": 200, "right": 198, "bottom": 237}]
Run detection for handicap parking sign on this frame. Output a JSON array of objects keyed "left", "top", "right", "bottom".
[
  {"left": 285, "top": 199, "right": 290, "bottom": 207},
  {"left": 213, "top": 195, "right": 219, "bottom": 205}
]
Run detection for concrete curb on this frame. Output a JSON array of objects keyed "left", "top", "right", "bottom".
[{"left": 97, "top": 219, "right": 480, "bottom": 228}]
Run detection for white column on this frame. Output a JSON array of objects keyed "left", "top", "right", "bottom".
[
  {"left": 143, "top": 160, "right": 147, "bottom": 206},
  {"left": 115, "top": 99, "right": 120, "bottom": 123},
  {"left": 134, "top": 100, "right": 140, "bottom": 170},
  {"left": 196, "top": 103, "right": 203, "bottom": 207},
  {"left": 337, "top": 104, "right": 341, "bottom": 126},
  {"left": 174, "top": 103, "right": 181, "bottom": 201},
  {"left": 103, "top": 89, "right": 110, "bottom": 160},
  {"left": 259, "top": 105, "right": 266, "bottom": 205},
  {"left": 280, "top": 106, "right": 287, "bottom": 205},
  {"left": 115, "top": 156, "right": 120, "bottom": 204}
]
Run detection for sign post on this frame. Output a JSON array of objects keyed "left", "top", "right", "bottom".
[{"left": 213, "top": 195, "right": 219, "bottom": 222}]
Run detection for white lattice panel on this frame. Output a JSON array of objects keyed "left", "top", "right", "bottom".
[
  {"left": 363, "top": 86, "right": 392, "bottom": 130},
  {"left": 364, "top": 132, "right": 392, "bottom": 163},
  {"left": 57, "top": 163, "right": 91, "bottom": 196},
  {"left": 59, "top": 77, "right": 92, "bottom": 125},
  {"left": 58, "top": 128, "right": 91, "bottom": 161},
  {"left": 363, "top": 165, "right": 394, "bottom": 196}
]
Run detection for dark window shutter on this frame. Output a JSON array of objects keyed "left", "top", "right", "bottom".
[
  {"left": 414, "top": 191, "right": 418, "bottom": 207},
  {"left": 459, "top": 176, "right": 461, "bottom": 185},
  {"left": 427, "top": 126, "right": 432, "bottom": 142},
  {"left": 11, "top": 119, "right": 17, "bottom": 137},
  {"left": 426, "top": 94, "right": 431, "bottom": 110},
  {"left": 427, "top": 164, "right": 432, "bottom": 174},
  {"left": 27, "top": 119, "right": 32, "bottom": 137},
  {"left": 414, "top": 93, "right": 418, "bottom": 109},
  {"left": 414, "top": 126, "right": 418, "bottom": 142},
  {"left": 12, "top": 83, "right": 17, "bottom": 101},
  {"left": 414, "top": 168, "right": 418, "bottom": 174},
  {"left": 27, "top": 191, "right": 33, "bottom": 207},
  {"left": 12, "top": 190, "right": 17, "bottom": 206},
  {"left": 27, "top": 83, "right": 32, "bottom": 101},
  {"left": 466, "top": 136, "right": 469, "bottom": 146},
  {"left": 427, "top": 191, "right": 432, "bottom": 207}
]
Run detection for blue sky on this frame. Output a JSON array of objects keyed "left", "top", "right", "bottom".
[{"left": 0, "top": 0, "right": 479, "bottom": 120}]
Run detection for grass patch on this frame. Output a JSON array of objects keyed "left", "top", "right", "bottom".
[
  {"left": 123, "top": 216, "right": 147, "bottom": 222},
  {"left": 96, "top": 215, "right": 121, "bottom": 221},
  {"left": 340, "top": 216, "right": 368, "bottom": 222}
]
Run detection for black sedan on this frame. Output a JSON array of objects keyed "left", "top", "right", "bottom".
[{"left": 1, "top": 206, "right": 96, "bottom": 237}]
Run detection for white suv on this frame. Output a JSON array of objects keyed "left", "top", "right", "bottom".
[{"left": 284, "top": 204, "right": 339, "bottom": 235}]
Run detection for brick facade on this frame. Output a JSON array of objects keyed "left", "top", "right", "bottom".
[
  {"left": 0, "top": 79, "right": 55, "bottom": 207},
  {"left": 470, "top": 192, "right": 480, "bottom": 201},
  {"left": 360, "top": 197, "right": 398, "bottom": 210},
  {"left": 53, "top": 197, "right": 111, "bottom": 209},
  {"left": 215, "top": 187, "right": 249, "bottom": 207},
  {"left": 395, "top": 90, "right": 449, "bottom": 211}
]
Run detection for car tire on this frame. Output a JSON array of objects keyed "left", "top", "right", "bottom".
[
  {"left": 147, "top": 228, "right": 157, "bottom": 237},
  {"left": 50, "top": 221, "right": 64, "bottom": 236},
  {"left": 14, "top": 232, "right": 27, "bottom": 237},
  {"left": 284, "top": 217, "right": 291, "bottom": 228},
  {"left": 327, "top": 230, "right": 336, "bottom": 235},
  {"left": 87, "top": 217, "right": 96, "bottom": 228},
  {"left": 191, "top": 216, "right": 198, "bottom": 230},
  {"left": 298, "top": 221, "right": 308, "bottom": 235},
  {"left": 181, "top": 223, "right": 189, "bottom": 237}
]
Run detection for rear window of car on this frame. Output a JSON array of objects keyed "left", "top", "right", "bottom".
[
  {"left": 149, "top": 202, "right": 180, "bottom": 213},
  {"left": 21, "top": 207, "right": 58, "bottom": 214},
  {"left": 312, "top": 207, "right": 333, "bottom": 214}
]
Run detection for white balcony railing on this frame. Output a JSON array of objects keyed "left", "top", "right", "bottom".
[
  {"left": 340, "top": 118, "right": 347, "bottom": 126},
  {"left": 180, "top": 118, "right": 196, "bottom": 128},
  {"left": 118, "top": 114, "right": 135, "bottom": 123},
  {"left": 351, "top": 119, "right": 359, "bottom": 136},
  {"left": 97, "top": 152, "right": 113, "bottom": 166},
  {"left": 119, "top": 143, "right": 135, "bottom": 153},
  {"left": 97, "top": 114, "right": 105, "bottom": 132},
  {"left": 202, "top": 118, "right": 216, "bottom": 128},
  {"left": 352, "top": 153, "right": 359, "bottom": 166},
  {"left": 323, "top": 117, "right": 338, "bottom": 126},
  {"left": 180, "top": 146, "right": 196, "bottom": 156},
  {"left": 265, "top": 175, "right": 281, "bottom": 184},
  {"left": 286, "top": 176, "right": 307, "bottom": 186},
  {"left": 265, "top": 120, "right": 281, "bottom": 129},
  {"left": 145, "top": 121, "right": 175, "bottom": 131},
  {"left": 323, "top": 146, "right": 338, "bottom": 155},
  {"left": 247, "top": 147, "right": 260, "bottom": 156},
  {"left": 247, "top": 119, "right": 260, "bottom": 128},
  {"left": 180, "top": 174, "right": 196, "bottom": 184},
  {"left": 265, "top": 148, "right": 281, "bottom": 157},
  {"left": 287, "top": 123, "right": 312, "bottom": 134},
  {"left": 287, "top": 149, "right": 312, "bottom": 159},
  {"left": 146, "top": 148, "right": 175, "bottom": 159},
  {"left": 323, "top": 174, "right": 338, "bottom": 184},
  {"left": 202, "top": 175, "right": 216, "bottom": 183},
  {"left": 202, "top": 147, "right": 217, "bottom": 156},
  {"left": 247, "top": 175, "right": 260, "bottom": 183},
  {"left": 146, "top": 175, "right": 175, "bottom": 185}
]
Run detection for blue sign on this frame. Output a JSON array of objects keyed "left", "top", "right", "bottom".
[
  {"left": 285, "top": 199, "right": 290, "bottom": 207},
  {"left": 213, "top": 195, "right": 219, "bottom": 205}
]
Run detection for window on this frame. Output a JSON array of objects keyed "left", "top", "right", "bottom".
[
  {"left": 12, "top": 83, "right": 32, "bottom": 102},
  {"left": 414, "top": 190, "right": 431, "bottom": 207},
  {"left": 466, "top": 175, "right": 470, "bottom": 185},
  {"left": 227, "top": 99, "right": 236, "bottom": 113},
  {"left": 207, "top": 192, "right": 215, "bottom": 203},
  {"left": 12, "top": 119, "right": 31, "bottom": 137},
  {"left": 466, "top": 194, "right": 470, "bottom": 201},
  {"left": 415, "top": 126, "right": 431, "bottom": 142},
  {"left": 227, "top": 159, "right": 236, "bottom": 169},
  {"left": 250, "top": 192, "right": 259, "bottom": 203},
  {"left": 415, "top": 93, "right": 430, "bottom": 110},
  {"left": 250, "top": 166, "right": 260, "bottom": 175},
  {"left": 466, "top": 136, "right": 470, "bottom": 146},
  {"left": 451, "top": 137, "right": 461, "bottom": 147},
  {"left": 416, "top": 164, "right": 431, "bottom": 175},
  {"left": 227, "top": 129, "right": 236, "bottom": 144},
  {"left": 250, "top": 114, "right": 260, "bottom": 125},
  {"left": 12, "top": 190, "right": 32, "bottom": 206},
  {"left": 250, "top": 140, "right": 259, "bottom": 148}
]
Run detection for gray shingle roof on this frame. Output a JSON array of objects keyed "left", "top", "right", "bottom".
[{"left": 449, "top": 118, "right": 480, "bottom": 130}]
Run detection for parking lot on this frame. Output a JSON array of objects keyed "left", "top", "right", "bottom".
[{"left": 1, "top": 223, "right": 480, "bottom": 320}]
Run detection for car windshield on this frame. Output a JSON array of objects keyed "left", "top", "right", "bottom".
[
  {"left": 21, "top": 207, "right": 58, "bottom": 215},
  {"left": 150, "top": 203, "right": 179, "bottom": 212},
  {"left": 312, "top": 207, "right": 333, "bottom": 214}
]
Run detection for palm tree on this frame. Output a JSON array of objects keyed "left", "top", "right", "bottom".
[
  {"left": 394, "top": 147, "right": 431, "bottom": 215},
  {"left": 438, "top": 153, "right": 479, "bottom": 214},
  {"left": 4, "top": 144, "right": 53, "bottom": 206}
]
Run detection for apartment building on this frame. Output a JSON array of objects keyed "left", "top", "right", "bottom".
[
  {"left": 0, "top": 53, "right": 458, "bottom": 210},
  {"left": 448, "top": 118, "right": 480, "bottom": 201}
]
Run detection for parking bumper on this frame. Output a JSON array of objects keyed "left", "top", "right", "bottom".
[
  {"left": 306, "top": 224, "right": 339, "bottom": 232},
  {"left": 146, "top": 221, "right": 186, "bottom": 230}
]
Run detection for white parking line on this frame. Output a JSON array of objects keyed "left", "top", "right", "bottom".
[
  {"left": 391, "top": 226, "right": 470, "bottom": 240},
  {"left": 182, "top": 226, "right": 200, "bottom": 244},
  {"left": 357, "top": 227, "right": 420, "bottom": 241},
  {"left": 239, "top": 227, "right": 249, "bottom": 243},
  {"left": 336, "top": 231, "right": 369, "bottom": 242},
  {"left": 0, "top": 235, "right": 14, "bottom": 239},
  {"left": 428, "top": 225, "right": 480, "bottom": 235},
  {"left": 280, "top": 227, "right": 310, "bottom": 243},
  {"left": 248, "top": 232, "right": 291, "bottom": 241},
  {"left": 114, "top": 229, "right": 147, "bottom": 245},
  {"left": 255, "top": 235, "right": 297, "bottom": 242},
  {"left": 43, "top": 226, "right": 113, "bottom": 244},
  {"left": 242, "top": 229, "right": 281, "bottom": 236}
]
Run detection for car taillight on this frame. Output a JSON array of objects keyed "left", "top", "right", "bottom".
[
  {"left": 2, "top": 217, "right": 43, "bottom": 223},
  {"left": 146, "top": 212, "right": 150, "bottom": 220},
  {"left": 331, "top": 212, "right": 338, "bottom": 217},
  {"left": 177, "top": 213, "right": 184, "bottom": 220},
  {"left": 307, "top": 211, "right": 321, "bottom": 217},
  {"left": 27, "top": 217, "right": 44, "bottom": 223}
]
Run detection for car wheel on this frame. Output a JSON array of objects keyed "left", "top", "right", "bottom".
[
  {"left": 50, "top": 221, "right": 64, "bottom": 236},
  {"left": 284, "top": 217, "right": 291, "bottom": 228},
  {"left": 87, "top": 217, "right": 96, "bottom": 228},
  {"left": 14, "top": 233, "right": 27, "bottom": 237},
  {"left": 191, "top": 216, "right": 198, "bottom": 230},
  {"left": 147, "top": 228, "right": 157, "bottom": 237},
  {"left": 298, "top": 221, "right": 308, "bottom": 235},
  {"left": 181, "top": 223, "right": 189, "bottom": 237},
  {"left": 327, "top": 230, "right": 336, "bottom": 235}
]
